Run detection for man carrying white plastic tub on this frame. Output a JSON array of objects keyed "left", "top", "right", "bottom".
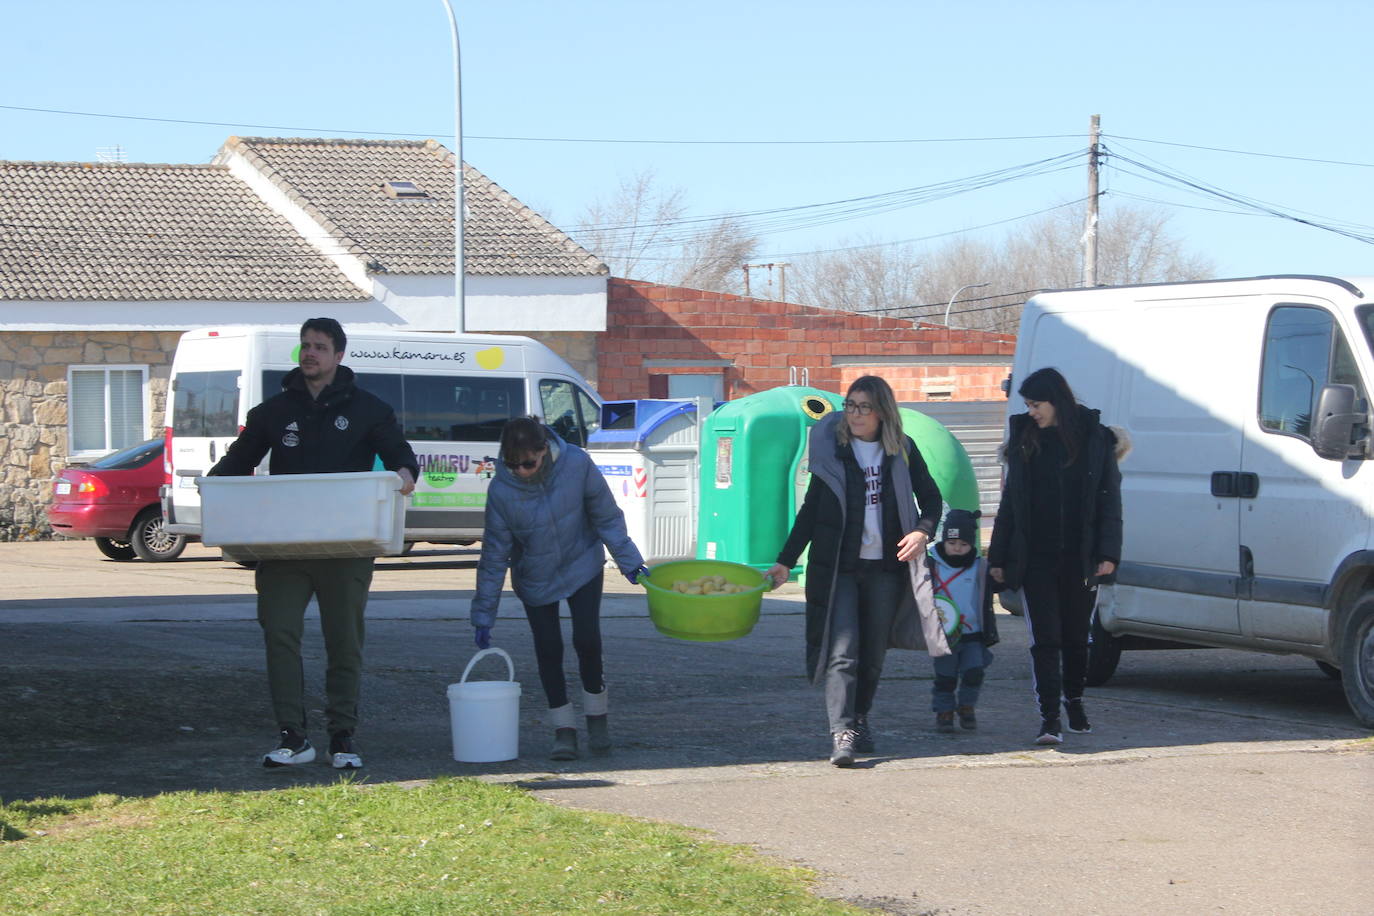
[{"left": 208, "top": 318, "right": 418, "bottom": 770}]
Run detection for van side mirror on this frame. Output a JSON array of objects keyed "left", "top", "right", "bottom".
[{"left": 1310, "top": 384, "right": 1366, "bottom": 460}]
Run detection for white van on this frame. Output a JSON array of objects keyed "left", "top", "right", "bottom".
[
  {"left": 1009, "top": 275, "right": 1374, "bottom": 727},
  {"left": 161, "top": 327, "right": 602, "bottom": 545}
]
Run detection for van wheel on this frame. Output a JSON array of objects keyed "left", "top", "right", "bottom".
[
  {"left": 1085, "top": 610, "right": 1122, "bottom": 687},
  {"left": 1316, "top": 661, "right": 1342, "bottom": 681},
  {"left": 130, "top": 508, "right": 188, "bottom": 561},
  {"left": 95, "top": 537, "right": 136, "bottom": 562},
  {"left": 1339, "top": 594, "right": 1374, "bottom": 728}
]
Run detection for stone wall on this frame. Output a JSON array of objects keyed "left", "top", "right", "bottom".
[{"left": 0, "top": 330, "right": 182, "bottom": 541}]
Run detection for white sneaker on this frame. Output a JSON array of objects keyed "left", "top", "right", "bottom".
[
  {"left": 329, "top": 732, "right": 363, "bottom": 769},
  {"left": 263, "top": 728, "right": 316, "bottom": 767}
]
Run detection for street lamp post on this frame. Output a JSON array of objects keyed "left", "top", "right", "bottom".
[
  {"left": 943, "top": 282, "right": 990, "bottom": 327},
  {"left": 439, "top": 0, "right": 465, "bottom": 333}
]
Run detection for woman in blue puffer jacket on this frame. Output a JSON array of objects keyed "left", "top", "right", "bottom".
[{"left": 470, "top": 417, "right": 646, "bottom": 761}]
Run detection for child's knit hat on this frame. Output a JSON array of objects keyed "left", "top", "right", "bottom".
[{"left": 941, "top": 508, "right": 981, "bottom": 549}]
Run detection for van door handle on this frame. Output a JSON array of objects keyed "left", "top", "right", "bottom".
[
  {"left": 1237, "top": 472, "right": 1259, "bottom": 499},
  {"left": 1210, "top": 471, "right": 1238, "bottom": 498}
]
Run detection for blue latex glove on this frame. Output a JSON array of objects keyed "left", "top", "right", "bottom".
[
  {"left": 626, "top": 565, "right": 650, "bottom": 585},
  {"left": 474, "top": 626, "right": 492, "bottom": 650}
]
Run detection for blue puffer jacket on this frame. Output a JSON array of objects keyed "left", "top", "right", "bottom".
[{"left": 470, "top": 429, "right": 644, "bottom": 628}]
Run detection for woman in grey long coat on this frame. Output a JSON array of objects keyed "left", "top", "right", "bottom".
[
  {"left": 765, "top": 376, "right": 943, "bottom": 767},
  {"left": 470, "top": 417, "right": 646, "bottom": 761}
]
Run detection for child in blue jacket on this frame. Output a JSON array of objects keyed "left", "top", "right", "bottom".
[{"left": 929, "top": 509, "right": 999, "bottom": 731}]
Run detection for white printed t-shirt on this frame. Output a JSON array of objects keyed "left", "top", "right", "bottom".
[{"left": 851, "top": 437, "right": 885, "bottom": 560}]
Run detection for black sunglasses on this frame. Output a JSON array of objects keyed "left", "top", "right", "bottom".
[{"left": 504, "top": 458, "right": 540, "bottom": 470}]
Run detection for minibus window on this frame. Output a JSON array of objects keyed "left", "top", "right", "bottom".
[
  {"left": 540, "top": 379, "right": 587, "bottom": 446},
  {"left": 1258, "top": 305, "right": 1366, "bottom": 439},
  {"left": 406, "top": 376, "right": 523, "bottom": 442},
  {"left": 172, "top": 370, "right": 240, "bottom": 437},
  {"left": 353, "top": 373, "right": 403, "bottom": 416}
]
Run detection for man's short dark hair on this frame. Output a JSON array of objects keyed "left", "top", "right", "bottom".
[{"left": 300, "top": 317, "right": 346, "bottom": 353}]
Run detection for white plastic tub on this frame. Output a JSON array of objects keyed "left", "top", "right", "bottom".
[{"left": 196, "top": 472, "right": 405, "bottom": 560}]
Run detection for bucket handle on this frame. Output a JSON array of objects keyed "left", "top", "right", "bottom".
[{"left": 461, "top": 647, "right": 516, "bottom": 684}]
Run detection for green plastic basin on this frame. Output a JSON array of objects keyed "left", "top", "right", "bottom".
[{"left": 642, "top": 559, "right": 767, "bottom": 642}]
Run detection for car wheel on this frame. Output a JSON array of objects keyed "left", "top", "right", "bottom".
[
  {"left": 1085, "top": 608, "right": 1123, "bottom": 687},
  {"left": 95, "top": 537, "right": 136, "bottom": 561},
  {"left": 1316, "top": 660, "right": 1342, "bottom": 681},
  {"left": 1339, "top": 594, "right": 1374, "bottom": 728},
  {"left": 129, "top": 508, "right": 188, "bottom": 562}
]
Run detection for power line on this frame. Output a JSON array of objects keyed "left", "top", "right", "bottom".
[
  {"left": 1105, "top": 133, "right": 1374, "bottom": 169},
  {"left": 0, "top": 102, "right": 1085, "bottom": 146}
]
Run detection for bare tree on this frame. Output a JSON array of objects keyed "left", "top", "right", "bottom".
[
  {"left": 574, "top": 171, "right": 761, "bottom": 294},
  {"left": 791, "top": 203, "right": 1214, "bottom": 334}
]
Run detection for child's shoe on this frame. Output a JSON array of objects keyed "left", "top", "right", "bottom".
[
  {"left": 853, "top": 714, "right": 875, "bottom": 753},
  {"left": 956, "top": 705, "right": 977, "bottom": 730},
  {"left": 935, "top": 711, "right": 956, "bottom": 733}
]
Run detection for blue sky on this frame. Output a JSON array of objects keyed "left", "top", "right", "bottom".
[{"left": 4, "top": 0, "right": 1373, "bottom": 285}]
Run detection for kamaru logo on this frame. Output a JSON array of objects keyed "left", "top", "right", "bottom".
[{"left": 422, "top": 457, "right": 459, "bottom": 489}]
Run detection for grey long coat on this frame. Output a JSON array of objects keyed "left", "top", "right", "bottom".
[{"left": 470, "top": 430, "right": 643, "bottom": 628}]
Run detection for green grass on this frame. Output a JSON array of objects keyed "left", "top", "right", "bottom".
[{"left": 1, "top": 779, "right": 864, "bottom": 915}]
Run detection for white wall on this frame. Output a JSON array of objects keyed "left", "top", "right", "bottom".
[{"left": 377, "top": 274, "right": 607, "bottom": 333}]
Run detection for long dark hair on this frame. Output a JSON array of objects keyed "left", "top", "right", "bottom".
[{"left": 1013, "top": 367, "right": 1082, "bottom": 465}]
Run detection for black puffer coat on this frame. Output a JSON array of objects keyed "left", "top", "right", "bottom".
[{"left": 987, "top": 404, "right": 1122, "bottom": 591}]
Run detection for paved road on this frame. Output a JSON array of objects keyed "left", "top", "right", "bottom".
[{"left": 2, "top": 540, "right": 1370, "bottom": 915}]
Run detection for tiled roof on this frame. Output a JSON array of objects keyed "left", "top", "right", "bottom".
[
  {"left": 0, "top": 161, "right": 366, "bottom": 301},
  {"left": 223, "top": 137, "right": 608, "bottom": 277}
]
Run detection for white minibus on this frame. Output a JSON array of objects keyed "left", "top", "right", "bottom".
[{"left": 161, "top": 327, "right": 602, "bottom": 545}]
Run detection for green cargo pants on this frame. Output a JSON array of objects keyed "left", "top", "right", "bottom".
[{"left": 255, "top": 556, "right": 375, "bottom": 736}]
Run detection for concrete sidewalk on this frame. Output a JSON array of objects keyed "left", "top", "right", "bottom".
[{"left": 2, "top": 540, "right": 1370, "bottom": 914}]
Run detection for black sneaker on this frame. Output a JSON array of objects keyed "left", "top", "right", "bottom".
[
  {"left": 957, "top": 706, "right": 978, "bottom": 730},
  {"left": 853, "top": 715, "right": 875, "bottom": 753},
  {"left": 935, "top": 711, "right": 957, "bottom": 733},
  {"left": 263, "top": 727, "right": 315, "bottom": 767},
  {"left": 1064, "top": 699, "right": 1092, "bottom": 734},
  {"left": 328, "top": 731, "right": 363, "bottom": 769},
  {"left": 1035, "top": 718, "right": 1064, "bottom": 746},
  {"left": 830, "top": 729, "right": 858, "bottom": 767}
]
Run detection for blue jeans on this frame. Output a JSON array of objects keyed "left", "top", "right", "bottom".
[
  {"left": 825, "top": 561, "right": 903, "bottom": 734},
  {"left": 931, "top": 641, "right": 992, "bottom": 713}
]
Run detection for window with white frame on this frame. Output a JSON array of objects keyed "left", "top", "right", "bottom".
[{"left": 68, "top": 365, "right": 149, "bottom": 456}]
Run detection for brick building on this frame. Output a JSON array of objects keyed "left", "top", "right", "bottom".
[{"left": 600, "top": 279, "right": 1014, "bottom": 403}]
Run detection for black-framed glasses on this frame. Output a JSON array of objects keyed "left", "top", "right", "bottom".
[
  {"left": 504, "top": 458, "right": 540, "bottom": 471},
  {"left": 843, "top": 400, "right": 875, "bottom": 416}
]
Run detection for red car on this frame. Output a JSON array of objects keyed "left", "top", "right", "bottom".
[{"left": 48, "top": 439, "right": 189, "bottom": 561}]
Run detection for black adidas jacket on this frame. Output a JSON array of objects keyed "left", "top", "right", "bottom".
[{"left": 209, "top": 365, "right": 419, "bottom": 479}]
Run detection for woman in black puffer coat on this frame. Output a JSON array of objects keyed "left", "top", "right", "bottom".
[{"left": 988, "top": 367, "right": 1124, "bottom": 747}]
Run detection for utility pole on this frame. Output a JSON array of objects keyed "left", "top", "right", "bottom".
[
  {"left": 1081, "top": 113, "right": 1101, "bottom": 289},
  {"left": 742, "top": 262, "right": 789, "bottom": 300}
]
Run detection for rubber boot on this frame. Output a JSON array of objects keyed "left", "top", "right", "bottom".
[
  {"left": 583, "top": 687, "right": 611, "bottom": 756},
  {"left": 549, "top": 703, "right": 578, "bottom": 761}
]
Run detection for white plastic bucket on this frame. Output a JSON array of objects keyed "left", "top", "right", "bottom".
[{"left": 448, "top": 648, "right": 521, "bottom": 762}]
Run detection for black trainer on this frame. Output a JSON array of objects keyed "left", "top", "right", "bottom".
[
  {"left": 957, "top": 705, "right": 978, "bottom": 730},
  {"left": 263, "top": 727, "right": 315, "bottom": 768},
  {"left": 853, "top": 715, "right": 875, "bottom": 753},
  {"left": 1035, "top": 718, "right": 1064, "bottom": 746},
  {"left": 1064, "top": 698, "right": 1092, "bottom": 734},
  {"left": 830, "top": 729, "right": 858, "bottom": 767},
  {"left": 328, "top": 731, "right": 363, "bottom": 769},
  {"left": 936, "top": 711, "right": 957, "bottom": 733}
]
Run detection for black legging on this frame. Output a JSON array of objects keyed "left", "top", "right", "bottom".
[
  {"left": 1021, "top": 556, "right": 1096, "bottom": 720},
  {"left": 522, "top": 571, "right": 605, "bottom": 709}
]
